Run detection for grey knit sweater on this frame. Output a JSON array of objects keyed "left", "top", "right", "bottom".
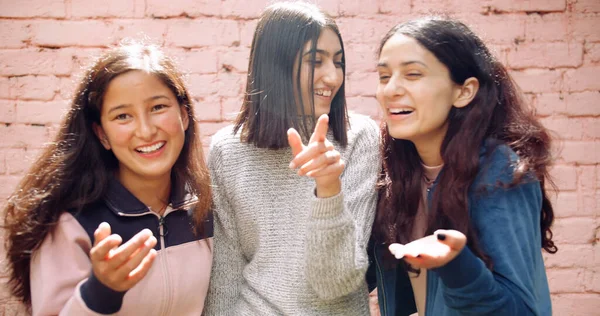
[{"left": 203, "top": 113, "right": 380, "bottom": 316}]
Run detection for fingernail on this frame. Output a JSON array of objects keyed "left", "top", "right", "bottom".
[
  {"left": 416, "top": 254, "right": 421, "bottom": 258},
  {"left": 437, "top": 233, "right": 446, "bottom": 241},
  {"left": 289, "top": 162, "right": 296, "bottom": 169}
]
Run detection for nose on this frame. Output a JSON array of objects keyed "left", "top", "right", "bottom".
[
  {"left": 321, "top": 60, "right": 342, "bottom": 87},
  {"left": 383, "top": 76, "right": 405, "bottom": 98},
  {"left": 135, "top": 113, "right": 157, "bottom": 141}
]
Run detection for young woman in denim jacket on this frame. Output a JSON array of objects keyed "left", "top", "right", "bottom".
[{"left": 368, "top": 18, "right": 557, "bottom": 316}]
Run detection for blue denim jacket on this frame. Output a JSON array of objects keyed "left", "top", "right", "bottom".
[{"left": 368, "top": 143, "right": 552, "bottom": 316}]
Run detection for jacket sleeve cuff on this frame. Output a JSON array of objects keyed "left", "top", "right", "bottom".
[
  {"left": 310, "top": 191, "right": 344, "bottom": 219},
  {"left": 80, "top": 273, "right": 127, "bottom": 314},
  {"left": 432, "top": 246, "right": 485, "bottom": 289}
]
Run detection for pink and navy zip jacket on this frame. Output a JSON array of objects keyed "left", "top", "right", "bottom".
[{"left": 29, "top": 178, "right": 213, "bottom": 315}]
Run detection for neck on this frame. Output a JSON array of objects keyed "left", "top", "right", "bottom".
[
  {"left": 117, "top": 171, "right": 171, "bottom": 215},
  {"left": 412, "top": 125, "right": 447, "bottom": 167}
]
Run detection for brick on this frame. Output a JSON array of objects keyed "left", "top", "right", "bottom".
[
  {"left": 166, "top": 19, "right": 239, "bottom": 48},
  {"left": 552, "top": 294, "right": 600, "bottom": 316},
  {"left": 0, "top": 151, "right": 4, "bottom": 174},
  {"left": 564, "top": 91, "right": 600, "bottom": 116},
  {"left": 0, "top": 124, "right": 48, "bottom": 149},
  {"left": 188, "top": 73, "right": 243, "bottom": 98},
  {"left": 162, "top": 48, "right": 218, "bottom": 75},
  {"left": 550, "top": 191, "right": 585, "bottom": 218},
  {"left": 346, "top": 72, "right": 378, "bottom": 97},
  {"left": 564, "top": 66, "right": 600, "bottom": 92},
  {"left": 412, "top": 0, "right": 484, "bottom": 14},
  {"left": 570, "top": 13, "right": 600, "bottom": 41},
  {"left": 524, "top": 13, "right": 568, "bottom": 42},
  {"left": 113, "top": 20, "right": 168, "bottom": 45},
  {"left": 218, "top": 49, "right": 250, "bottom": 73},
  {"left": 336, "top": 17, "right": 397, "bottom": 45},
  {"left": 484, "top": 0, "right": 566, "bottom": 12},
  {"left": 559, "top": 141, "right": 600, "bottom": 165},
  {"left": 239, "top": 20, "right": 258, "bottom": 48},
  {"left": 378, "top": 0, "right": 414, "bottom": 14},
  {"left": 222, "top": 0, "right": 270, "bottom": 18},
  {"left": 0, "top": 49, "right": 73, "bottom": 76},
  {"left": 486, "top": 44, "right": 510, "bottom": 65},
  {"left": 579, "top": 192, "right": 598, "bottom": 218},
  {"left": 0, "top": 100, "right": 16, "bottom": 123},
  {"left": 588, "top": 267, "right": 600, "bottom": 292},
  {"left": 547, "top": 268, "right": 587, "bottom": 293},
  {"left": 344, "top": 43, "right": 378, "bottom": 73},
  {"left": 31, "top": 21, "right": 114, "bottom": 48},
  {"left": 0, "top": 176, "right": 23, "bottom": 200},
  {"left": 201, "top": 122, "right": 231, "bottom": 137},
  {"left": 15, "top": 100, "right": 69, "bottom": 124},
  {"left": 578, "top": 166, "right": 597, "bottom": 192},
  {"left": 70, "top": 48, "right": 105, "bottom": 76},
  {"left": 194, "top": 96, "right": 222, "bottom": 122},
  {"left": 582, "top": 118, "right": 600, "bottom": 139},
  {"left": 459, "top": 13, "right": 526, "bottom": 45},
  {"left": 552, "top": 217, "right": 596, "bottom": 244},
  {"left": 549, "top": 165, "right": 577, "bottom": 191},
  {"left": 573, "top": 0, "right": 600, "bottom": 13},
  {"left": 541, "top": 116, "right": 585, "bottom": 140},
  {"left": 585, "top": 42, "right": 600, "bottom": 64},
  {"left": 0, "top": 0, "right": 65, "bottom": 18},
  {"left": 59, "top": 77, "right": 78, "bottom": 101},
  {"left": 507, "top": 42, "right": 583, "bottom": 69},
  {"left": 14, "top": 76, "right": 60, "bottom": 101},
  {"left": 71, "top": 0, "right": 139, "bottom": 17},
  {"left": 5, "top": 148, "right": 38, "bottom": 175},
  {"left": 0, "top": 21, "right": 32, "bottom": 49},
  {"left": 338, "top": 0, "right": 380, "bottom": 16},
  {"left": 221, "top": 97, "right": 242, "bottom": 121},
  {"left": 510, "top": 69, "right": 563, "bottom": 93},
  {"left": 542, "top": 245, "right": 594, "bottom": 269},
  {"left": 146, "top": 0, "right": 221, "bottom": 17},
  {"left": 346, "top": 96, "right": 382, "bottom": 120},
  {"left": 533, "top": 93, "right": 566, "bottom": 116}
]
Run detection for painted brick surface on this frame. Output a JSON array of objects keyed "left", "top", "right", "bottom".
[{"left": 0, "top": 0, "right": 598, "bottom": 314}]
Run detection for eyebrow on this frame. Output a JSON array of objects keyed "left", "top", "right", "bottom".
[
  {"left": 107, "top": 95, "right": 172, "bottom": 114},
  {"left": 303, "top": 49, "right": 343, "bottom": 58},
  {"left": 377, "top": 60, "right": 428, "bottom": 68}
]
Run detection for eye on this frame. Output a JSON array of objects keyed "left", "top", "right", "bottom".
[
  {"left": 378, "top": 74, "right": 391, "bottom": 83},
  {"left": 406, "top": 72, "right": 422, "bottom": 79},
  {"left": 114, "top": 113, "right": 130, "bottom": 121},
  {"left": 309, "top": 58, "right": 322, "bottom": 66},
  {"left": 334, "top": 61, "right": 345, "bottom": 68},
  {"left": 152, "top": 104, "right": 168, "bottom": 111}
]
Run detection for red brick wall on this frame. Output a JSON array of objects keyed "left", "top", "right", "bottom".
[{"left": 0, "top": 0, "right": 598, "bottom": 314}]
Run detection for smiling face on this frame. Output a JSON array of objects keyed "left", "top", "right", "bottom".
[
  {"left": 376, "top": 34, "right": 464, "bottom": 151},
  {"left": 298, "top": 27, "right": 344, "bottom": 118},
  {"left": 94, "top": 70, "right": 189, "bottom": 185}
]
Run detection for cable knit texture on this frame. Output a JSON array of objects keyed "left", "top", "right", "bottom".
[{"left": 203, "top": 113, "right": 380, "bottom": 315}]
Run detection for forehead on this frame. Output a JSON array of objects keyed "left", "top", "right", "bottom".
[
  {"left": 102, "top": 71, "right": 175, "bottom": 105},
  {"left": 379, "top": 34, "right": 433, "bottom": 63},
  {"left": 303, "top": 28, "right": 342, "bottom": 53}
]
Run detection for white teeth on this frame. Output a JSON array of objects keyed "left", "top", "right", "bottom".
[
  {"left": 315, "top": 89, "right": 332, "bottom": 97},
  {"left": 389, "top": 108, "right": 413, "bottom": 114},
  {"left": 136, "top": 142, "right": 165, "bottom": 153}
]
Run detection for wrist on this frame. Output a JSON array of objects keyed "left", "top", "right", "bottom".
[{"left": 315, "top": 178, "right": 341, "bottom": 198}]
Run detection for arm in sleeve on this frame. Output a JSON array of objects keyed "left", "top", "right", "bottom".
[
  {"left": 432, "top": 149, "right": 548, "bottom": 315},
  {"left": 30, "top": 212, "right": 126, "bottom": 316},
  {"left": 305, "top": 117, "right": 381, "bottom": 299},
  {"left": 202, "top": 143, "right": 247, "bottom": 316}
]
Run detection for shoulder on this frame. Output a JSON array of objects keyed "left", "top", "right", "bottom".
[
  {"left": 475, "top": 140, "right": 522, "bottom": 187},
  {"left": 347, "top": 112, "right": 380, "bottom": 144},
  {"left": 209, "top": 124, "right": 238, "bottom": 151}
]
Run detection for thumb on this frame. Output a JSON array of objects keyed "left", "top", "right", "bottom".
[
  {"left": 287, "top": 128, "right": 304, "bottom": 158},
  {"left": 93, "top": 222, "right": 111, "bottom": 247},
  {"left": 433, "top": 229, "right": 466, "bottom": 251}
]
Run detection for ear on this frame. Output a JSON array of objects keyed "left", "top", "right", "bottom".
[
  {"left": 453, "top": 77, "right": 479, "bottom": 109},
  {"left": 92, "top": 122, "right": 111, "bottom": 150},
  {"left": 180, "top": 105, "right": 190, "bottom": 131}
]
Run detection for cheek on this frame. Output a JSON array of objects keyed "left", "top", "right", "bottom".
[{"left": 104, "top": 124, "right": 134, "bottom": 147}]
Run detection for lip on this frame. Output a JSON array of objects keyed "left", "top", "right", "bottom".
[
  {"left": 385, "top": 105, "right": 415, "bottom": 122},
  {"left": 134, "top": 141, "right": 166, "bottom": 158}
]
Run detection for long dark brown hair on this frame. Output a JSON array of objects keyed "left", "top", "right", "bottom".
[
  {"left": 234, "top": 1, "right": 349, "bottom": 148},
  {"left": 374, "top": 18, "right": 557, "bottom": 268},
  {"left": 2, "top": 42, "right": 212, "bottom": 306}
]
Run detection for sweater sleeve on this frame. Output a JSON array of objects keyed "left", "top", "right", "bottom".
[
  {"left": 305, "top": 116, "right": 380, "bottom": 299},
  {"left": 432, "top": 148, "right": 548, "bottom": 315},
  {"left": 202, "top": 141, "right": 247, "bottom": 316},
  {"left": 30, "top": 212, "right": 126, "bottom": 316}
]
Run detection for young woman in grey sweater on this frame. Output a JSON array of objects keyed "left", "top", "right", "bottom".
[{"left": 202, "top": 2, "right": 380, "bottom": 315}]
